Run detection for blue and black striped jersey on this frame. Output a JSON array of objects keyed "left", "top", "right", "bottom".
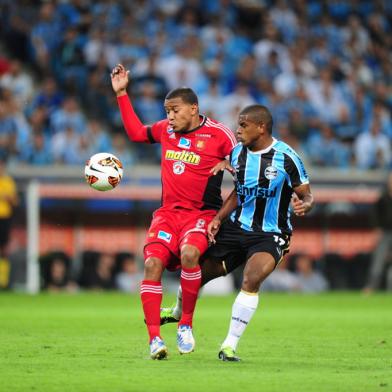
[{"left": 230, "top": 138, "right": 309, "bottom": 234}]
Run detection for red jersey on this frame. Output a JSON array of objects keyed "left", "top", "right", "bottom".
[{"left": 118, "top": 95, "right": 237, "bottom": 211}]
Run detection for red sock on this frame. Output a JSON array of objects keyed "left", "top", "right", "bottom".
[
  {"left": 140, "top": 280, "right": 162, "bottom": 342},
  {"left": 179, "top": 266, "right": 201, "bottom": 327}
]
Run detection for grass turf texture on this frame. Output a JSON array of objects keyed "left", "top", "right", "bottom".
[{"left": 0, "top": 292, "right": 391, "bottom": 392}]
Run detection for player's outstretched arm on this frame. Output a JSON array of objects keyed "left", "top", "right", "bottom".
[
  {"left": 111, "top": 64, "right": 154, "bottom": 143},
  {"left": 292, "top": 184, "right": 314, "bottom": 216}
]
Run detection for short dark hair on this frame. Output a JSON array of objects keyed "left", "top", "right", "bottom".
[
  {"left": 240, "top": 104, "right": 273, "bottom": 134},
  {"left": 165, "top": 87, "right": 198, "bottom": 105}
]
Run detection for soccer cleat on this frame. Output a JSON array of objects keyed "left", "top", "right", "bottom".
[
  {"left": 150, "top": 336, "right": 168, "bottom": 360},
  {"left": 160, "top": 307, "right": 180, "bottom": 325},
  {"left": 218, "top": 347, "right": 241, "bottom": 362},
  {"left": 177, "top": 325, "right": 195, "bottom": 354}
]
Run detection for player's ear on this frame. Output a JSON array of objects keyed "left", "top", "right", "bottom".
[{"left": 191, "top": 103, "right": 198, "bottom": 115}]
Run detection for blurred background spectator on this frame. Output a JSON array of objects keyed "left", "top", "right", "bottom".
[
  {"left": 115, "top": 252, "right": 143, "bottom": 293},
  {"left": 0, "top": 154, "right": 18, "bottom": 289},
  {"left": 262, "top": 254, "right": 329, "bottom": 293},
  {"left": 262, "top": 261, "right": 301, "bottom": 292},
  {"left": 0, "top": 0, "right": 390, "bottom": 168},
  {"left": 40, "top": 251, "right": 77, "bottom": 292},
  {"left": 78, "top": 251, "right": 116, "bottom": 290},
  {"left": 292, "top": 253, "right": 329, "bottom": 293}
]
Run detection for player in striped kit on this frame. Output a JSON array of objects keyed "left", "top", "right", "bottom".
[
  {"left": 161, "top": 104, "right": 314, "bottom": 361},
  {"left": 111, "top": 64, "right": 236, "bottom": 359}
]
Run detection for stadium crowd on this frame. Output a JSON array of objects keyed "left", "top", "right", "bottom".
[
  {"left": 35, "top": 249, "right": 332, "bottom": 294},
  {"left": 0, "top": 0, "right": 391, "bottom": 169},
  {"left": 38, "top": 250, "right": 143, "bottom": 292}
]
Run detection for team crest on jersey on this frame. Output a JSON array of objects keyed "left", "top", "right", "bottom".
[
  {"left": 167, "top": 127, "right": 174, "bottom": 134},
  {"left": 265, "top": 165, "right": 278, "bottom": 180},
  {"left": 196, "top": 140, "right": 205, "bottom": 150},
  {"left": 173, "top": 161, "right": 185, "bottom": 175},
  {"left": 158, "top": 230, "right": 172, "bottom": 243},
  {"left": 178, "top": 137, "right": 191, "bottom": 149}
]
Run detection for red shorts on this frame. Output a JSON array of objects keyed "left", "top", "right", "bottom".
[{"left": 144, "top": 208, "right": 216, "bottom": 271}]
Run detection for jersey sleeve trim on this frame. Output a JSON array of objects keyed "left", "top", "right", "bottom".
[
  {"left": 146, "top": 127, "right": 156, "bottom": 144},
  {"left": 205, "top": 119, "right": 237, "bottom": 149},
  {"left": 284, "top": 152, "right": 309, "bottom": 185}
]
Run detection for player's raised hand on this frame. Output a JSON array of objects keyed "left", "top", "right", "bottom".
[
  {"left": 207, "top": 217, "right": 221, "bottom": 244},
  {"left": 210, "top": 160, "right": 235, "bottom": 176},
  {"left": 111, "top": 64, "right": 130, "bottom": 96},
  {"left": 291, "top": 194, "right": 306, "bottom": 216}
]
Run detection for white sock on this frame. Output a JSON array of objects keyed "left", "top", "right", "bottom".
[
  {"left": 172, "top": 286, "right": 182, "bottom": 319},
  {"left": 221, "top": 290, "right": 259, "bottom": 351}
]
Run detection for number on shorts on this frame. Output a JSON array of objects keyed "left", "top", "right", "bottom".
[{"left": 273, "top": 235, "right": 286, "bottom": 246}]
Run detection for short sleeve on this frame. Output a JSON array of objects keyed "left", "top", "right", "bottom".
[
  {"left": 149, "top": 120, "right": 169, "bottom": 143},
  {"left": 284, "top": 152, "right": 309, "bottom": 188},
  {"left": 218, "top": 124, "right": 237, "bottom": 158}
]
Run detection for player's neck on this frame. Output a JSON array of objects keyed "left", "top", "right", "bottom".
[
  {"left": 190, "top": 116, "right": 202, "bottom": 130},
  {"left": 181, "top": 115, "right": 205, "bottom": 134},
  {"left": 249, "top": 136, "right": 275, "bottom": 153}
]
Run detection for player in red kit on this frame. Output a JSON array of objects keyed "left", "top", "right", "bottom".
[{"left": 111, "top": 64, "right": 236, "bottom": 360}]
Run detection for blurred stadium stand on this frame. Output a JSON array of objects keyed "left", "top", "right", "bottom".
[{"left": 0, "top": 0, "right": 391, "bottom": 292}]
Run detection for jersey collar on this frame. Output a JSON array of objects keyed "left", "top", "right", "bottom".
[
  {"left": 180, "top": 115, "right": 207, "bottom": 134},
  {"left": 247, "top": 137, "right": 277, "bottom": 154}
]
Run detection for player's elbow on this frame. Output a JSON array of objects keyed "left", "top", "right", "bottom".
[{"left": 124, "top": 126, "right": 147, "bottom": 143}]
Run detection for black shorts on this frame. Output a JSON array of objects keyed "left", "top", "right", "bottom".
[
  {"left": 205, "top": 219, "right": 291, "bottom": 274},
  {"left": 0, "top": 218, "right": 12, "bottom": 247}
]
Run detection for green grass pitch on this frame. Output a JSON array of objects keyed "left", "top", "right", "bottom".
[{"left": 0, "top": 292, "right": 391, "bottom": 392}]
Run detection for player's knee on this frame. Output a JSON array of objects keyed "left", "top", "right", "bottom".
[
  {"left": 242, "top": 275, "right": 262, "bottom": 293},
  {"left": 180, "top": 245, "right": 200, "bottom": 268},
  {"left": 144, "top": 257, "right": 164, "bottom": 280}
]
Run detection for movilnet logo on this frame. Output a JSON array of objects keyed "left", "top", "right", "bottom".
[
  {"left": 158, "top": 230, "right": 172, "bottom": 243},
  {"left": 178, "top": 137, "right": 191, "bottom": 149}
]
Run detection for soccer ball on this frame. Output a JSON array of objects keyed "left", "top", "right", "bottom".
[{"left": 85, "top": 152, "right": 123, "bottom": 191}]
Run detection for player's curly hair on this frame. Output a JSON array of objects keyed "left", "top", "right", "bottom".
[{"left": 165, "top": 87, "right": 198, "bottom": 105}]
